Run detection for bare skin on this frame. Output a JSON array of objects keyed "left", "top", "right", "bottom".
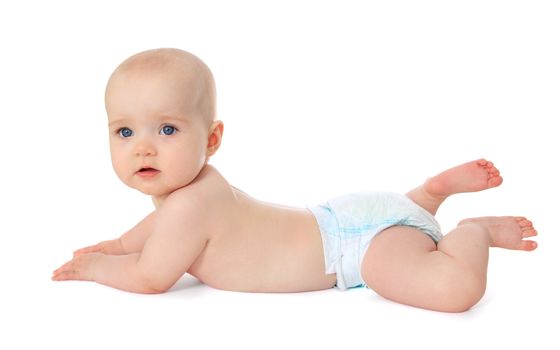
[
  {"left": 53, "top": 158, "right": 537, "bottom": 311},
  {"left": 362, "top": 159, "right": 537, "bottom": 312},
  {"left": 459, "top": 216, "right": 537, "bottom": 250},
  {"left": 54, "top": 164, "right": 338, "bottom": 293},
  {"left": 52, "top": 49, "right": 537, "bottom": 312},
  {"left": 406, "top": 159, "right": 503, "bottom": 216}
]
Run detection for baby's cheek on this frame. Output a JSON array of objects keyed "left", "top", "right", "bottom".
[
  {"left": 174, "top": 158, "right": 203, "bottom": 185},
  {"left": 110, "top": 156, "right": 124, "bottom": 177},
  {"left": 110, "top": 154, "right": 132, "bottom": 184}
]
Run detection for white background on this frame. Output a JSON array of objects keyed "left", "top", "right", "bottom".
[{"left": 1, "top": 0, "right": 559, "bottom": 349}]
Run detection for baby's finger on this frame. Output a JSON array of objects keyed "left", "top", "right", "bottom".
[
  {"left": 52, "top": 258, "right": 83, "bottom": 280},
  {"left": 73, "top": 245, "right": 99, "bottom": 257},
  {"left": 53, "top": 259, "right": 73, "bottom": 275},
  {"left": 73, "top": 246, "right": 93, "bottom": 256},
  {"left": 52, "top": 269, "right": 80, "bottom": 281}
]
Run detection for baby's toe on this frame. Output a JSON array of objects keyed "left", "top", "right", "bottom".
[
  {"left": 522, "top": 228, "right": 538, "bottom": 238},
  {"left": 517, "top": 240, "right": 538, "bottom": 251},
  {"left": 477, "top": 159, "right": 489, "bottom": 167},
  {"left": 488, "top": 176, "right": 503, "bottom": 187}
]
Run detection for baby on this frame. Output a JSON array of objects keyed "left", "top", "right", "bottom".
[{"left": 52, "top": 48, "right": 538, "bottom": 313}]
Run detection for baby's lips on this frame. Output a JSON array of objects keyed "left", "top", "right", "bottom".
[{"left": 137, "top": 166, "right": 159, "bottom": 172}]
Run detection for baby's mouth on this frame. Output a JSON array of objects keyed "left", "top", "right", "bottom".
[{"left": 136, "top": 167, "right": 160, "bottom": 177}]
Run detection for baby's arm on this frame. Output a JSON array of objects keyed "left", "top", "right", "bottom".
[
  {"left": 53, "top": 197, "right": 208, "bottom": 294},
  {"left": 73, "top": 211, "right": 157, "bottom": 256},
  {"left": 118, "top": 210, "right": 157, "bottom": 254}
]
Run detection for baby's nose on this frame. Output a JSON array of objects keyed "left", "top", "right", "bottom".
[{"left": 134, "top": 139, "right": 157, "bottom": 157}]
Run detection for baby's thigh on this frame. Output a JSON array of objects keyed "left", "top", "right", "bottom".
[{"left": 360, "top": 226, "right": 438, "bottom": 297}]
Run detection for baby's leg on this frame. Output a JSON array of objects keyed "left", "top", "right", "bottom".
[
  {"left": 361, "top": 217, "right": 537, "bottom": 313},
  {"left": 406, "top": 159, "right": 503, "bottom": 216}
]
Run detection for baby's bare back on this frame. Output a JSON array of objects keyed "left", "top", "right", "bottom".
[{"left": 187, "top": 166, "right": 336, "bottom": 292}]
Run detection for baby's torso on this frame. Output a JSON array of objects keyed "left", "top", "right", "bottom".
[{"left": 185, "top": 166, "right": 336, "bottom": 292}]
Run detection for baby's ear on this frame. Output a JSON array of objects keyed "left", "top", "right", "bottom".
[{"left": 206, "top": 121, "right": 224, "bottom": 155}]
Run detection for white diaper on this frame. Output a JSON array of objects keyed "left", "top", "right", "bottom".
[{"left": 306, "top": 191, "right": 443, "bottom": 290}]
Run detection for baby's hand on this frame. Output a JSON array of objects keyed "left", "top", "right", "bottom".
[
  {"left": 52, "top": 253, "right": 103, "bottom": 282},
  {"left": 73, "top": 239, "right": 125, "bottom": 257}
]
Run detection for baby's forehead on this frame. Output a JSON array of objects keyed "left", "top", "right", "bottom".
[
  {"left": 106, "top": 48, "right": 216, "bottom": 128},
  {"left": 109, "top": 61, "right": 205, "bottom": 109}
]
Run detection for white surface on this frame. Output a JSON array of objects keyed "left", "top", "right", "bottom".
[{"left": 1, "top": 1, "right": 559, "bottom": 349}]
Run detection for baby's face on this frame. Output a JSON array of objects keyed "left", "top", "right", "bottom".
[{"left": 106, "top": 69, "right": 210, "bottom": 197}]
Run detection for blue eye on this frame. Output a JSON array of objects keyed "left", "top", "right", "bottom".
[
  {"left": 118, "top": 127, "right": 134, "bottom": 138},
  {"left": 160, "top": 125, "right": 177, "bottom": 135}
]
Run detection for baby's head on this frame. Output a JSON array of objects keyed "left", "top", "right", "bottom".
[{"left": 105, "top": 48, "right": 223, "bottom": 198}]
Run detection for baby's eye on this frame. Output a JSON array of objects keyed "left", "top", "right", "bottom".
[
  {"left": 160, "top": 125, "right": 177, "bottom": 136},
  {"left": 118, "top": 127, "right": 134, "bottom": 138}
]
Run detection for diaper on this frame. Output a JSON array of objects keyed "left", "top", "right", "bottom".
[{"left": 306, "top": 191, "right": 443, "bottom": 290}]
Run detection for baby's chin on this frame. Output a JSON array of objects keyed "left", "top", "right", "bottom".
[
  {"left": 133, "top": 182, "right": 191, "bottom": 198},
  {"left": 123, "top": 174, "right": 198, "bottom": 198},
  {"left": 135, "top": 186, "right": 175, "bottom": 197}
]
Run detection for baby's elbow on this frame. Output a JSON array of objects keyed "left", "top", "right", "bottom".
[
  {"left": 143, "top": 278, "right": 173, "bottom": 294},
  {"left": 137, "top": 274, "right": 173, "bottom": 294},
  {"left": 142, "top": 283, "right": 169, "bottom": 294},
  {"left": 143, "top": 285, "right": 168, "bottom": 294}
]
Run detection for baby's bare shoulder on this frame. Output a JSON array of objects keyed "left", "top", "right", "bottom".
[
  {"left": 153, "top": 187, "right": 215, "bottom": 241},
  {"left": 163, "top": 165, "right": 233, "bottom": 218}
]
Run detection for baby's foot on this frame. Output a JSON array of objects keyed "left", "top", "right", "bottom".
[
  {"left": 424, "top": 159, "right": 503, "bottom": 198},
  {"left": 459, "top": 216, "right": 538, "bottom": 251}
]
